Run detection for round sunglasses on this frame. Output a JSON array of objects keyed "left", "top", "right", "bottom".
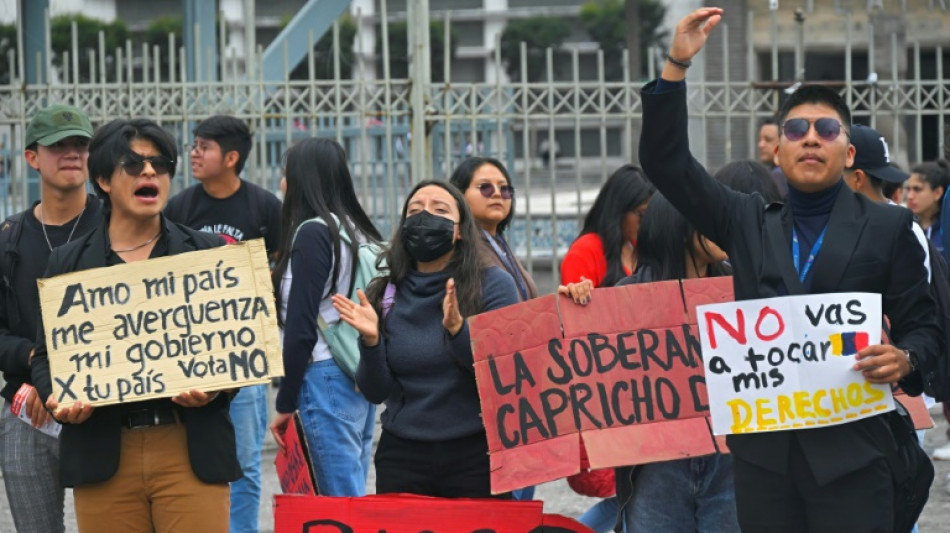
[
  {"left": 473, "top": 182, "right": 515, "bottom": 200},
  {"left": 120, "top": 155, "right": 175, "bottom": 176},
  {"left": 781, "top": 117, "right": 848, "bottom": 142}
]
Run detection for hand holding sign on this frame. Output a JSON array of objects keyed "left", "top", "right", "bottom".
[
  {"left": 854, "top": 344, "right": 913, "bottom": 384},
  {"left": 557, "top": 278, "right": 593, "bottom": 305},
  {"left": 46, "top": 394, "right": 94, "bottom": 424},
  {"left": 332, "top": 289, "right": 379, "bottom": 346}
]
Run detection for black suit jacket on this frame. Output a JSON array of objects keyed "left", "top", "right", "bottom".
[
  {"left": 639, "top": 81, "right": 942, "bottom": 485},
  {"left": 31, "top": 216, "right": 242, "bottom": 487}
]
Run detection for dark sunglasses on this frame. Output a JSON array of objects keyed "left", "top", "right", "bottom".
[
  {"left": 474, "top": 183, "right": 515, "bottom": 200},
  {"left": 120, "top": 155, "right": 174, "bottom": 176},
  {"left": 781, "top": 117, "right": 847, "bottom": 142}
]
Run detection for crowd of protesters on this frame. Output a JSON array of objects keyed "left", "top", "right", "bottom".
[{"left": 2, "top": 7, "right": 950, "bottom": 533}]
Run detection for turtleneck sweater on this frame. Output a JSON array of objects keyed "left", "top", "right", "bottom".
[
  {"left": 356, "top": 265, "right": 518, "bottom": 441},
  {"left": 786, "top": 178, "right": 843, "bottom": 290}
]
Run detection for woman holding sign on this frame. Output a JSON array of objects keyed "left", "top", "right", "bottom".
[
  {"left": 30, "top": 118, "right": 240, "bottom": 533},
  {"left": 332, "top": 180, "right": 519, "bottom": 497},
  {"left": 614, "top": 193, "right": 736, "bottom": 533},
  {"left": 269, "top": 137, "right": 383, "bottom": 496}
]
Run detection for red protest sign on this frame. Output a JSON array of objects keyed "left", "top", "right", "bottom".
[
  {"left": 273, "top": 494, "right": 593, "bottom": 533},
  {"left": 470, "top": 278, "right": 735, "bottom": 493},
  {"left": 275, "top": 412, "right": 318, "bottom": 496}
]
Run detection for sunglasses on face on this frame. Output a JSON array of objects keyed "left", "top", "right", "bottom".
[
  {"left": 781, "top": 117, "right": 847, "bottom": 142},
  {"left": 120, "top": 155, "right": 174, "bottom": 176},
  {"left": 473, "top": 182, "right": 514, "bottom": 200}
]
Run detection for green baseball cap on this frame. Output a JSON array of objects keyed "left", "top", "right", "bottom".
[{"left": 25, "top": 104, "right": 93, "bottom": 147}]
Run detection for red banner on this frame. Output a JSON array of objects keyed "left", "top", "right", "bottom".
[
  {"left": 273, "top": 494, "right": 593, "bottom": 533},
  {"left": 275, "top": 412, "right": 318, "bottom": 496}
]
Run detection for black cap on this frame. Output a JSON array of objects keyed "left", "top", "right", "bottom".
[{"left": 847, "top": 124, "right": 909, "bottom": 184}]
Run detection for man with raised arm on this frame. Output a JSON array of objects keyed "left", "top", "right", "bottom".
[{"left": 638, "top": 7, "right": 941, "bottom": 531}]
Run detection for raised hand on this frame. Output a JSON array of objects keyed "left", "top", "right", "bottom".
[
  {"left": 442, "top": 278, "right": 463, "bottom": 336},
  {"left": 664, "top": 7, "right": 724, "bottom": 81},
  {"left": 333, "top": 289, "right": 380, "bottom": 346}
]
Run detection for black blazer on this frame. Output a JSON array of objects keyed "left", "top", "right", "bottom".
[
  {"left": 639, "top": 81, "right": 942, "bottom": 485},
  {"left": 31, "top": 216, "right": 242, "bottom": 487}
]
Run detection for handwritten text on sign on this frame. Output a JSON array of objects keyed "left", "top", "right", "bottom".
[
  {"left": 697, "top": 292, "right": 892, "bottom": 435},
  {"left": 38, "top": 239, "right": 283, "bottom": 407},
  {"left": 470, "top": 278, "right": 734, "bottom": 494}
]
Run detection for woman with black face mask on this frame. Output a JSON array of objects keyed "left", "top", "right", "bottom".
[{"left": 333, "top": 180, "right": 519, "bottom": 498}]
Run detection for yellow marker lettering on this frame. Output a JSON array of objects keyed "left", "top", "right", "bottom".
[
  {"left": 830, "top": 387, "right": 849, "bottom": 413},
  {"left": 756, "top": 398, "right": 776, "bottom": 428},
  {"left": 812, "top": 389, "right": 830, "bottom": 417},
  {"left": 777, "top": 394, "right": 795, "bottom": 423},
  {"left": 793, "top": 391, "right": 815, "bottom": 418},
  {"left": 846, "top": 382, "right": 863, "bottom": 407},
  {"left": 727, "top": 398, "right": 752, "bottom": 433},
  {"left": 863, "top": 381, "right": 885, "bottom": 405}
]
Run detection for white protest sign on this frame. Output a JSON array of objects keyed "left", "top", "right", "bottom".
[
  {"left": 38, "top": 239, "right": 283, "bottom": 407},
  {"left": 697, "top": 292, "right": 892, "bottom": 435}
]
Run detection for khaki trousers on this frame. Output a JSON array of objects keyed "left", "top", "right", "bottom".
[{"left": 73, "top": 421, "right": 230, "bottom": 533}]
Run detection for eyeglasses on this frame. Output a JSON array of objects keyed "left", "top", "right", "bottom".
[
  {"left": 781, "top": 118, "right": 847, "bottom": 142},
  {"left": 120, "top": 155, "right": 174, "bottom": 176},
  {"left": 473, "top": 183, "right": 514, "bottom": 200}
]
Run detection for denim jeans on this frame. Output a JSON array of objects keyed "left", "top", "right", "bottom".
[
  {"left": 229, "top": 384, "right": 268, "bottom": 533},
  {"left": 297, "top": 359, "right": 375, "bottom": 496},
  {"left": 622, "top": 455, "right": 739, "bottom": 533}
]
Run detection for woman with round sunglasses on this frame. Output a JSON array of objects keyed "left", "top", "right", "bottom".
[
  {"left": 449, "top": 157, "right": 593, "bottom": 502},
  {"left": 904, "top": 161, "right": 950, "bottom": 252},
  {"left": 30, "top": 118, "right": 240, "bottom": 533},
  {"left": 449, "top": 157, "right": 534, "bottom": 301},
  {"left": 332, "top": 180, "right": 518, "bottom": 498}
]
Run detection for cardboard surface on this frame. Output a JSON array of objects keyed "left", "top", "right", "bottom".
[
  {"left": 470, "top": 277, "right": 734, "bottom": 494},
  {"left": 275, "top": 412, "right": 318, "bottom": 496},
  {"left": 38, "top": 239, "right": 283, "bottom": 407}
]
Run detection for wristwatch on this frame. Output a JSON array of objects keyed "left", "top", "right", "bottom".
[{"left": 904, "top": 348, "right": 919, "bottom": 373}]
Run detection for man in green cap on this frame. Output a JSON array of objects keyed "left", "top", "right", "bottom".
[{"left": 0, "top": 104, "right": 101, "bottom": 532}]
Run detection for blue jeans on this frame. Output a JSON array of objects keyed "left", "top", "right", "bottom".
[
  {"left": 579, "top": 496, "right": 620, "bottom": 533},
  {"left": 622, "top": 455, "right": 738, "bottom": 533},
  {"left": 297, "top": 359, "right": 375, "bottom": 496},
  {"left": 511, "top": 486, "right": 535, "bottom": 500},
  {"left": 229, "top": 384, "right": 268, "bottom": 533}
]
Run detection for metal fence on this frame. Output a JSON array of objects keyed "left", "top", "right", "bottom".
[{"left": 1, "top": 2, "right": 948, "bottom": 286}]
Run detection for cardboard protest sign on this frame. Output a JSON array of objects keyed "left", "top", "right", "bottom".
[
  {"left": 276, "top": 412, "right": 318, "bottom": 496},
  {"left": 469, "top": 277, "right": 734, "bottom": 494},
  {"left": 697, "top": 292, "right": 892, "bottom": 435},
  {"left": 38, "top": 239, "right": 283, "bottom": 407},
  {"left": 273, "top": 493, "right": 594, "bottom": 533}
]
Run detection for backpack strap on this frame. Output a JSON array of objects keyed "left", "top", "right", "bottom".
[
  {"left": 0, "top": 211, "right": 27, "bottom": 331},
  {"left": 382, "top": 282, "right": 396, "bottom": 319}
]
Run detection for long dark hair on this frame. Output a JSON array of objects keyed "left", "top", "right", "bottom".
[
  {"left": 577, "top": 164, "right": 654, "bottom": 287},
  {"left": 271, "top": 138, "right": 382, "bottom": 326},
  {"left": 366, "top": 180, "right": 487, "bottom": 320},
  {"left": 448, "top": 156, "right": 515, "bottom": 233},
  {"left": 635, "top": 194, "right": 730, "bottom": 282}
]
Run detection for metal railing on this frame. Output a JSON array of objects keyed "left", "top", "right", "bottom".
[{"left": 1, "top": 2, "right": 947, "bottom": 286}]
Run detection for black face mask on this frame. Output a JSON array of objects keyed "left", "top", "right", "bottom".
[{"left": 402, "top": 210, "right": 456, "bottom": 263}]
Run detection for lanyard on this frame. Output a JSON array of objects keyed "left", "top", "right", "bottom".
[{"left": 792, "top": 226, "right": 827, "bottom": 283}]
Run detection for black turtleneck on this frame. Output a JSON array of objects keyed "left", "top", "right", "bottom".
[{"left": 786, "top": 178, "right": 843, "bottom": 288}]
